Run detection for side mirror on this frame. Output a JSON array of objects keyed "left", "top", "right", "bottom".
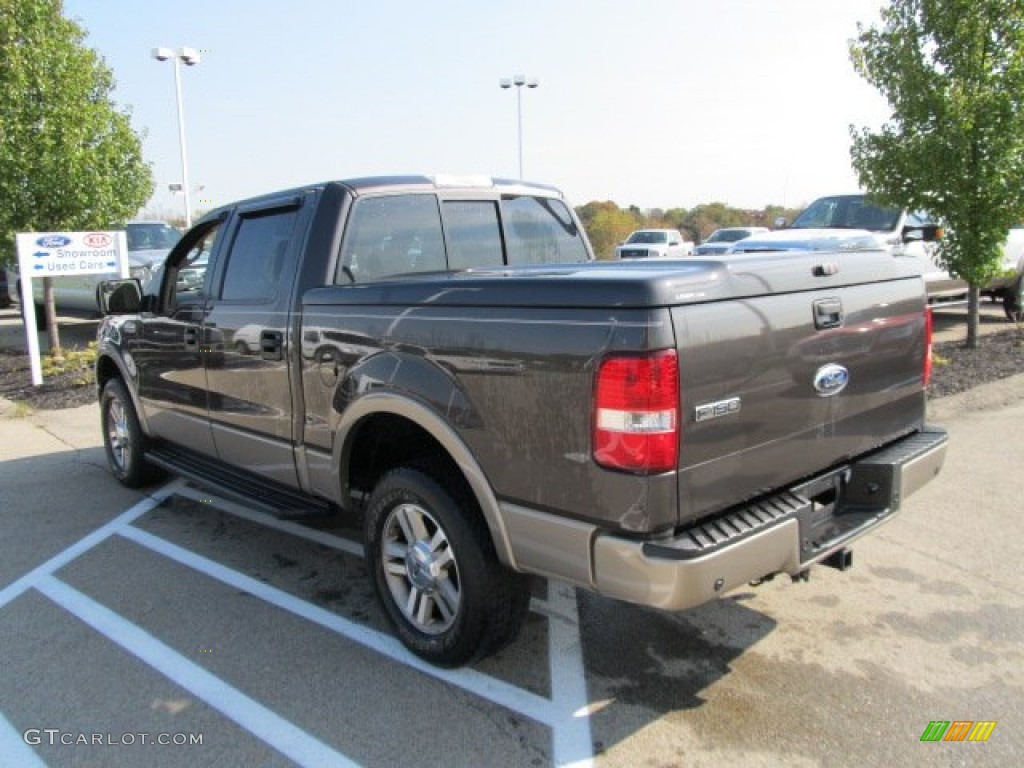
[
  {"left": 902, "top": 224, "right": 943, "bottom": 243},
  {"left": 773, "top": 216, "right": 788, "bottom": 229},
  {"left": 98, "top": 278, "right": 143, "bottom": 315}
]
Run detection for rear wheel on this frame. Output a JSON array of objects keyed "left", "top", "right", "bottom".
[
  {"left": 101, "top": 378, "right": 162, "bottom": 488},
  {"left": 364, "top": 466, "right": 529, "bottom": 667}
]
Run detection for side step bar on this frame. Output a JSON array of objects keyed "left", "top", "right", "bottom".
[{"left": 145, "top": 444, "right": 339, "bottom": 519}]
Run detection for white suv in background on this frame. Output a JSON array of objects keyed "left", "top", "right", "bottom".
[{"left": 615, "top": 229, "right": 694, "bottom": 260}]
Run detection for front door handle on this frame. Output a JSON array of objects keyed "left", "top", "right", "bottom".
[{"left": 183, "top": 326, "right": 199, "bottom": 351}]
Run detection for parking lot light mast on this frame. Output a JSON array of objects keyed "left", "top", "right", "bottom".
[
  {"left": 499, "top": 74, "right": 539, "bottom": 179},
  {"left": 152, "top": 46, "right": 200, "bottom": 227}
]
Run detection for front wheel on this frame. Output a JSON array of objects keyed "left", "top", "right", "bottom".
[
  {"left": 364, "top": 466, "right": 529, "bottom": 667},
  {"left": 101, "top": 378, "right": 161, "bottom": 488}
]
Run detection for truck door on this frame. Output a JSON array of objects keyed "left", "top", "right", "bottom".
[
  {"left": 201, "top": 194, "right": 309, "bottom": 488},
  {"left": 130, "top": 220, "right": 222, "bottom": 457}
]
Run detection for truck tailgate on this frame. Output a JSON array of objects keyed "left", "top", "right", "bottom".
[{"left": 672, "top": 276, "right": 927, "bottom": 525}]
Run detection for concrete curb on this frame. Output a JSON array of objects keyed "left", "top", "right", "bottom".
[{"left": 927, "top": 370, "right": 1024, "bottom": 423}]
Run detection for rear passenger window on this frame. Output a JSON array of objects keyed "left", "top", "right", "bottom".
[
  {"left": 220, "top": 209, "right": 298, "bottom": 302},
  {"left": 338, "top": 194, "right": 445, "bottom": 282},
  {"left": 442, "top": 201, "right": 504, "bottom": 270},
  {"left": 502, "top": 196, "right": 589, "bottom": 265}
]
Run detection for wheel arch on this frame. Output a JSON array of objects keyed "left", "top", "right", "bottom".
[
  {"left": 95, "top": 351, "right": 151, "bottom": 435},
  {"left": 333, "top": 393, "right": 517, "bottom": 569}
]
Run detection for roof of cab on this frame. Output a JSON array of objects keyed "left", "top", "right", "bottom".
[{"left": 197, "top": 175, "right": 567, "bottom": 224}]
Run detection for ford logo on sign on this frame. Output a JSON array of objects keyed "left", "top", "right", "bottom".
[
  {"left": 813, "top": 364, "right": 850, "bottom": 396},
  {"left": 36, "top": 235, "right": 72, "bottom": 248}
]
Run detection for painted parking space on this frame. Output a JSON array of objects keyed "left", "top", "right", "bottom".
[
  {"left": 0, "top": 480, "right": 594, "bottom": 767},
  {"left": 3, "top": 396, "right": 1023, "bottom": 766}
]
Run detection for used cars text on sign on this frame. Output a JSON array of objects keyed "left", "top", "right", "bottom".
[{"left": 15, "top": 230, "right": 129, "bottom": 385}]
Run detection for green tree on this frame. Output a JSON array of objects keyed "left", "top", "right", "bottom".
[
  {"left": 1, "top": 0, "right": 152, "bottom": 346},
  {"left": 849, "top": 0, "right": 1024, "bottom": 347},
  {"left": 576, "top": 201, "right": 639, "bottom": 259}
]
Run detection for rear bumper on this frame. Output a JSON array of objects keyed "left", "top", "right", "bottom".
[{"left": 591, "top": 427, "right": 948, "bottom": 611}]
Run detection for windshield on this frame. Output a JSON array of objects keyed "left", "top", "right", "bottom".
[
  {"left": 127, "top": 222, "right": 181, "bottom": 251},
  {"left": 626, "top": 231, "right": 668, "bottom": 244},
  {"left": 790, "top": 195, "right": 901, "bottom": 232}
]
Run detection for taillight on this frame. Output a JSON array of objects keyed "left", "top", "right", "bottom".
[
  {"left": 593, "top": 350, "right": 679, "bottom": 473},
  {"left": 923, "top": 306, "right": 933, "bottom": 387}
]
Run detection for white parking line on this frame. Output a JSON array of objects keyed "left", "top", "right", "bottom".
[
  {"left": 0, "top": 711, "right": 49, "bottom": 768},
  {"left": 155, "top": 487, "right": 597, "bottom": 765},
  {"left": 35, "top": 575, "right": 357, "bottom": 768},
  {"left": 118, "top": 524, "right": 556, "bottom": 725},
  {"left": 548, "top": 583, "right": 595, "bottom": 768},
  {"left": 3, "top": 482, "right": 595, "bottom": 767},
  {"left": 0, "top": 482, "right": 182, "bottom": 611}
]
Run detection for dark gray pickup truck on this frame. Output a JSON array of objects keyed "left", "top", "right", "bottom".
[{"left": 95, "top": 176, "right": 948, "bottom": 666}]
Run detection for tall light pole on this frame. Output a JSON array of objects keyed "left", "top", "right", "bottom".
[
  {"left": 499, "top": 74, "right": 539, "bottom": 179},
  {"left": 152, "top": 46, "right": 200, "bottom": 227}
]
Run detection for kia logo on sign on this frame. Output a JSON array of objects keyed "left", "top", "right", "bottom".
[
  {"left": 84, "top": 233, "right": 113, "bottom": 248},
  {"left": 36, "top": 235, "right": 72, "bottom": 248}
]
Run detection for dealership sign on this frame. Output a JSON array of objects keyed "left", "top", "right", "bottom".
[
  {"left": 15, "top": 230, "right": 129, "bottom": 385},
  {"left": 17, "top": 230, "right": 127, "bottom": 277}
]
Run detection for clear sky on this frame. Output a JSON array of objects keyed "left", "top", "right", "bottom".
[{"left": 62, "top": 0, "right": 890, "bottom": 218}]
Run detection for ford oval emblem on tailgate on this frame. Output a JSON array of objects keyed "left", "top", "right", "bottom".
[{"left": 813, "top": 364, "right": 849, "bottom": 396}]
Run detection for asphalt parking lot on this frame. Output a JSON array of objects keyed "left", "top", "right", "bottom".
[{"left": 0, "top": 306, "right": 1021, "bottom": 767}]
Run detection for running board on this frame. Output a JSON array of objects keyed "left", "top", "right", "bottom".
[{"left": 145, "top": 444, "right": 338, "bottom": 520}]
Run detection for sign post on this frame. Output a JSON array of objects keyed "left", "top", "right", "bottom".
[{"left": 15, "top": 230, "right": 129, "bottom": 386}]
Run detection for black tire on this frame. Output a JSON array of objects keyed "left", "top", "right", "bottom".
[
  {"left": 100, "top": 378, "right": 162, "bottom": 488},
  {"left": 364, "top": 466, "right": 529, "bottom": 667},
  {"left": 1004, "top": 276, "right": 1023, "bottom": 322}
]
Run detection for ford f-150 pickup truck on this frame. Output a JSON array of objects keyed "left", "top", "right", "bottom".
[{"left": 95, "top": 176, "right": 948, "bottom": 667}]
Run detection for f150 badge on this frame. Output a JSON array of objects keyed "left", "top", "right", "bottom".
[
  {"left": 813, "top": 364, "right": 850, "bottom": 396},
  {"left": 694, "top": 397, "right": 741, "bottom": 423}
]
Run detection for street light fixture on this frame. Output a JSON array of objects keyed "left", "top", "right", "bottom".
[
  {"left": 152, "top": 46, "right": 200, "bottom": 227},
  {"left": 499, "top": 74, "right": 539, "bottom": 179}
]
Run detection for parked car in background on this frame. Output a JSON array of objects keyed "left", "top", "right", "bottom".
[
  {"left": 734, "top": 194, "right": 961, "bottom": 301},
  {"left": 126, "top": 220, "right": 181, "bottom": 252},
  {"left": 695, "top": 226, "right": 770, "bottom": 256},
  {"left": 16, "top": 221, "right": 180, "bottom": 317},
  {"left": 0, "top": 268, "right": 10, "bottom": 308},
  {"left": 615, "top": 228, "right": 694, "bottom": 259},
  {"left": 728, "top": 230, "right": 880, "bottom": 254},
  {"left": 124, "top": 220, "right": 182, "bottom": 286},
  {"left": 981, "top": 225, "right": 1024, "bottom": 321}
]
